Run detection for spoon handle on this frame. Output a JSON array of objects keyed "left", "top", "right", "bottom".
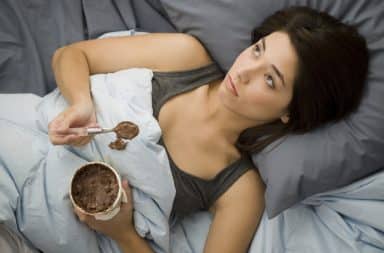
[
  {"left": 86, "top": 127, "right": 114, "bottom": 135},
  {"left": 56, "top": 127, "right": 114, "bottom": 136}
]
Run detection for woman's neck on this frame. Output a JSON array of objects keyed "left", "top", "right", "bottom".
[{"left": 199, "top": 79, "right": 262, "bottom": 146}]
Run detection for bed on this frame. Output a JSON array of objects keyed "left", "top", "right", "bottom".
[{"left": 1, "top": 0, "right": 383, "bottom": 252}]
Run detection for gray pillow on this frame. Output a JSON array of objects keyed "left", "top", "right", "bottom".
[{"left": 159, "top": 0, "right": 384, "bottom": 217}]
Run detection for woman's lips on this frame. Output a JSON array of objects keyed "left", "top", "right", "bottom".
[{"left": 228, "top": 75, "right": 239, "bottom": 96}]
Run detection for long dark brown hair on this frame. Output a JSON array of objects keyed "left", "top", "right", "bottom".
[{"left": 236, "top": 6, "right": 369, "bottom": 154}]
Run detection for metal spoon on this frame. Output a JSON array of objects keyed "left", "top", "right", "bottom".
[
  {"left": 52, "top": 127, "right": 114, "bottom": 137},
  {"left": 51, "top": 121, "right": 139, "bottom": 139}
]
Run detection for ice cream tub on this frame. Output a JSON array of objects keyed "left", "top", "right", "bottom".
[{"left": 69, "top": 161, "right": 127, "bottom": 220}]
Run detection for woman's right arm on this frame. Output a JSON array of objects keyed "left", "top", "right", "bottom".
[
  {"left": 51, "top": 32, "right": 213, "bottom": 106},
  {"left": 49, "top": 33, "right": 213, "bottom": 145}
]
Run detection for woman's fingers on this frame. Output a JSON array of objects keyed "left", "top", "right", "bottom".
[
  {"left": 51, "top": 109, "right": 76, "bottom": 132},
  {"left": 74, "top": 208, "right": 86, "bottom": 221},
  {"left": 87, "top": 122, "right": 100, "bottom": 128},
  {"left": 68, "top": 122, "right": 99, "bottom": 146},
  {"left": 122, "top": 179, "right": 129, "bottom": 191},
  {"left": 69, "top": 136, "right": 93, "bottom": 146},
  {"left": 74, "top": 207, "right": 98, "bottom": 229},
  {"left": 49, "top": 110, "right": 77, "bottom": 145},
  {"left": 50, "top": 132, "right": 93, "bottom": 146},
  {"left": 48, "top": 114, "right": 65, "bottom": 131},
  {"left": 48, "top": 102, "right": 97, "bottom": 146},
  {"left": 74, "top": 207, "right": 88, "bottom": 222},
  {"left": 121, "top": 179, "right": 133, "bottom": 210},
  {"left": 49, "top": 133, "right": 77, "bottom": 145}
]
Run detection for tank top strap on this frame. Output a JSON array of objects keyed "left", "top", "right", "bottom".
[
  {"left": 207, "top": 155, "right": 254, "bottom": 206},
  {"left": 151, "top": 63, "right": 224, "bottom": 119}
]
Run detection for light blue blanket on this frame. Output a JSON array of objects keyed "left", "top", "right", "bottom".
[
  {"left": 0, "top": 68, "right": 175, "bottom": 253},
  {"left": 1, "top": 68, "right": 383, "bottom": 253},
  {"left": 171, "top": 170, "right": 384, "bottom": 253}
]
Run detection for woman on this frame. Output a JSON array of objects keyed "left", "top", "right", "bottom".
[{"left": 48, "top": 6, "right": 369, "bottom": 253}]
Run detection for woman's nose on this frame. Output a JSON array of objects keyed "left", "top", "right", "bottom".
[{"left": 237, "top": 60, "right": 263, "bottom": 84}]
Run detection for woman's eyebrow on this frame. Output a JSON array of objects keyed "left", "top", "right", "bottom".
[
  {"left": 262, "top": 37, "right": 286, "bottom": 87},
  {"left": 262, "top": 37, "right": 266, "bottom": 51},
  {"left": 272, "top": 64, "right": 286, "bottom": 87}
]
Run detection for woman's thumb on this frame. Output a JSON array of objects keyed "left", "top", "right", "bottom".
[
  {"left": 122, "top": 179, "right": 130, "bottom": 194},
  {"left": 121, "top": 179, "right": 133, "bottom": 205}
]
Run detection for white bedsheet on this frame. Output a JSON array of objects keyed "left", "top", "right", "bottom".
[
  {"left": 0, "top": 68, "right": 175, "bottom": 253},
  {"left": 171, "top": 170, "right": 384, "bottom": 253},
  {"left": 1, "top": 67, "right": 383, "bottom": 253}
]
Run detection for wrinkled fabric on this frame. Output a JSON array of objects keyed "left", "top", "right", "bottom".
[
  {"left": 0, "top": 68, "right": 175, "bottom": 253},
  {"left": 0, "top": 224, "right": 39, "bottom": 253},
  {"left": 0, "top": 0, "right": 175, "bottom": 95},
  {"left": 170, "top": 170, "right": 384, "bottom": 253},
  {"left": 1, "top": 71, "right": 384, "bottom": 253},
  {"left": 160, "top": 0, "right": 384, "bottom": 219}
]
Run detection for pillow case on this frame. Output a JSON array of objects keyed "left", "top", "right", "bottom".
[{"left": 159, "top": 0, "right": 384, "bottom": 217}]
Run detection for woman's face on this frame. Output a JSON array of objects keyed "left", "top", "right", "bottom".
[{"left": 218, "top": 31, "right": 298, "bottom": 125}]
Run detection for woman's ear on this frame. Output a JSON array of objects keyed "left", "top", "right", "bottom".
[{"left": 280, "top": 114, "right": 290, "bottom": 124}]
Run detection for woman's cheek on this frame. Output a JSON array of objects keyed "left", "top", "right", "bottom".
[
  {"left": 246, "top": 84, "right": 271, "bottom": 106},
  {"left": 247, "top": 90, "right": 283, "bottom": 118}
]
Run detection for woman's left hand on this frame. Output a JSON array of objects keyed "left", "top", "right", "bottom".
[{"left": 73, "top": 179, "right": 135, "bottom": 242}]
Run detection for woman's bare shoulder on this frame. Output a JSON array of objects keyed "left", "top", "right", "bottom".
[
  {"left": 214, "top": 168, "right": 265, "bottom": 210},
  {"left": 205, "top": 169, "right": 265, "bottom": 253},
  {"left": 150, "top": 33, "right": 214, "bottom": 72}
]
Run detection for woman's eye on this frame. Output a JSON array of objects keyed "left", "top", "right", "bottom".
[
  {"left": 265, "top": 74, "right": 275, "bottom": 88},
  {"left": 253, "top": 44, "right": 261, "bottom": 57}
]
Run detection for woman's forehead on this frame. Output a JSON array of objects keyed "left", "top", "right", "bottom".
[{"left": 261, "top": 31, "right": 298, "bottom": 90}]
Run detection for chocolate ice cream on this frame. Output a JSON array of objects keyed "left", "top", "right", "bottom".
[
  {"left": 114, "top": 121, "right": 139, "bottom": 139},
  {"left": 109, "top": 121, "right": 139, "bottom": 150},
  {"left": 109, "top": 138, "right": 127, "bottom": 150},
  {"left": 71, "top": 163, "right": 119, "bottom": 213}
]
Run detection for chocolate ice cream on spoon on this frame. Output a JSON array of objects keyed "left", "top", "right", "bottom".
[
  {"left": 61, "top": 121, "right": 139, "bottom": 150},
  {"left": 108, "top": 121, "right": 139, "bottom": 150}
]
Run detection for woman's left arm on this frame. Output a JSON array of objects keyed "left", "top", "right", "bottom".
[
  {"left": 204, "top": 169, "right": 265, "bottom": 253},
  {"left": 74, "top": 180, "right": 154, "bottom": 253},
  {"left": 113, "top": 229, "right": 154, "bottom": 253}
]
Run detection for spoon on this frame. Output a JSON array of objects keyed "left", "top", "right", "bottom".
[
  {"left": 52, "top": 121, "right": 139, "bottom": 139},
  {"left": 54, "top": 127, "right": 114, "bottom": 136}
]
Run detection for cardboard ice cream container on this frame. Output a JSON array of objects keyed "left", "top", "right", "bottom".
[{"left": 69, "top": 161, "right": 127, "bottom": 221}]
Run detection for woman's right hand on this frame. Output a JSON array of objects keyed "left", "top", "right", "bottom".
[{"left": 48, "top": 101, "right": 98, "bottom": 146}]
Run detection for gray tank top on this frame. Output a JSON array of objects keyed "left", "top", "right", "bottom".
[{"left": 152, "top": 63, "right": 254, "bottom": 217}]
